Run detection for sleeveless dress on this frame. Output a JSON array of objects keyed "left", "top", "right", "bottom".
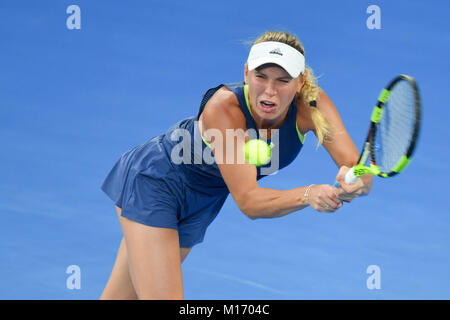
[{"left": 100, "top": 82, "right": 306, "bottom": 248}]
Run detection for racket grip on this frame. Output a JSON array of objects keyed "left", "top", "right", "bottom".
[
  {"left": 333, "top": 166, "right": 359, "bottom": 188},
  {"left": 344, "top": 167, "right": 359, "bottom": 184}
]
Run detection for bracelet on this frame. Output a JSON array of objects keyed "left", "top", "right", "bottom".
[{"left": 304, "top": 184, "right": 315, "bottom": 205}]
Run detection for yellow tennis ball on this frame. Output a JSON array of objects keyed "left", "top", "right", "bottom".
[{"left": 244, "top": 139, "right": 272, "bottom": 167}]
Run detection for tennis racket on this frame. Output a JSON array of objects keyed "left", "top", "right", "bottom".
[{"left": 334, "top": 74, "right": 421, "bottom": 187}]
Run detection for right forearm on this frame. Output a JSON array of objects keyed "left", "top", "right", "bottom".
[{"left": 242, "top": 186, "right": 310, "bottom": 219}]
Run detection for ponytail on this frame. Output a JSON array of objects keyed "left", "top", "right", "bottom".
[{"left": 299, "top": 67, "right": 331, "bottom": 147}]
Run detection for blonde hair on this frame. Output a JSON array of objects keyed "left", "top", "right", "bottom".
[{"left": 253, "top": 31, "right": 331, "bottom": 146}]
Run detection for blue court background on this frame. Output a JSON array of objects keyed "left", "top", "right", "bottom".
[{"left": 1, "top": 0, "right": 449, "bottom": 299}]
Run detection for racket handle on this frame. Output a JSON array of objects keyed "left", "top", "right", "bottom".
[
  {"left": 333, "top": 166, "right": 359, "bottom": 188},
  {"left": 345, "top": 167, "right": 359, "bottom": 184}
]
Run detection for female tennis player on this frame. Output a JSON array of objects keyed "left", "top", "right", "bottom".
[{"left": 99, "top": 31, "right": 373, "bottom": 300}]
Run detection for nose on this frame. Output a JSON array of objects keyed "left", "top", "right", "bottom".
[{"left": 264, "top": 80, "right": 277, "bottom": 96}]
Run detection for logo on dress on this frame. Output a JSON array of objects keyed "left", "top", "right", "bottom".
[{"left": 269, "top": 48, "right": 283, "bottom": 56}]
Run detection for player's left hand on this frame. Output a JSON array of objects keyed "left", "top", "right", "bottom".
[{"left": 334, "top": 166, "right": 373, "bottom": 202}]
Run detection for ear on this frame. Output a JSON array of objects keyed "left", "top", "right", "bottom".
[
  {"left": 297, "top": 73, "right": 306, "bottom": 93},
  {"left": 244, "top": 63, "right": 248, "bottom": 83}
]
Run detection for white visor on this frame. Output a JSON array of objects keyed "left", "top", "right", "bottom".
[{"left": 247, "top": 41, "right": 305, "bottom": 78}]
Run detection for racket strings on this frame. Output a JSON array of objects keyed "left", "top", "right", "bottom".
[{"left": 374, "top": 80, "right": 417, "bottom": 173}]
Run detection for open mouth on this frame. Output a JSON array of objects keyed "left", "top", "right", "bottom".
[{"left": 260, "top": 100, "right": 277, "bottom": 113}]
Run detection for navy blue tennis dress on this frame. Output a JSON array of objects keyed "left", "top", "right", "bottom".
[{"left": 101, "top": 82, "right": 307, "bottom": 248}]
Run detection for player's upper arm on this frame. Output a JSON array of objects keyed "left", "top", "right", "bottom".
[
  {"left": 199, "top": 89, "right": 257, "bottom": 216},
  {"left": 317, "top": 89, "right": 360, "bottom": 167}
]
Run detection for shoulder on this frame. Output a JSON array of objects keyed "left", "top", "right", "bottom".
[
  {"left": 316, "top": 88, "right": 342, "bottom": 123},
  {"left": 296, "top": 87, "right": 337, "bottom": 133},
  {"left": 199, "top": 86, "right": 247, "bottom": 132},
  {"left": 200, "top": 85, "right": 247, "bottom": 131},
  {"left": 303, "top": 87, "right": 333, "bottom": 110},
  {"left": 317, "top": 88, "right": 334, "bottom": 109}
]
